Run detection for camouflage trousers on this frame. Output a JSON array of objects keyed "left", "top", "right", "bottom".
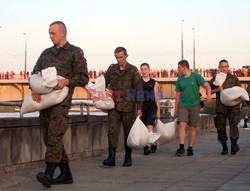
[
  {"left": 108, "top": 109, "right": 136, "bottom": 149},
  {"left": 214, "top": 102, "right": 240, "bottom": 143},
  {"left": 40, "top": 105, "right": 69, "bottom": 163}
]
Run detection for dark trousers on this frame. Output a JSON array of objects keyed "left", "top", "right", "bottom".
[
  {"left": 40, "top": 105, "right": 69, "bottom": 163},
  {"left": 214, "top": 103, "right": 240, "bottom": 143},
  {"left": 107, "top": 109, "right": 136, "bottom": 148}
]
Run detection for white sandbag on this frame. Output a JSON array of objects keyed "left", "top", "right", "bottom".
[
  {"left": 155, "top": 119, "right": 177, "bottom": 145},
  {"left": 213, "top": 72, "right": 227, "bottom": 86},
  {"left": 29, "top": 67, "right": 58, "bottom": 94},
  {"left": 41, "top": 67, "right": 58, "bottom": 88},
  {"left": 220, "top": 86, "right": 249, "bottom": 106},
  {"left": 29, "top": 73, "right": 53, "bottom": 94},
  {"left": 94, "top": 99, "right": 115, "bottom": 110},
  {"left": 127, "top": 117, "right": 150, "bottom": 148},
  {"left": 148, "top": 132, "right": 161, "bottom": 144},
  {"left": 20, "top": 87, "right": 69, "bottom": 114},
  {"left": 167, "top": 99, "right": 175, "bottom": 117},
  {"left": 86, "top": 75, "right": 115, "bottom": 110},
  {"left": 85, "top": 75, "right": 105, "bottom": 95},
  {"left": 238, "top": 119, "right": 250, "bottom": 128}
]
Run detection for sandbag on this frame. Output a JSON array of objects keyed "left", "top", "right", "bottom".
[
  {"left": 20, "top": 86, "right": 69, "bottom": 114},
  {"left": 86, "top": 75, "right": 105, "bottom": 93},
  {"left": 155, "top": 119, "right": 177, "bottom": 145},
  {"left": 238, "top": 119, "right": 250, "bottom": 129},
  {"left": 220, "top": 86, "right": 249, "bottom": 106},
  {"left": 21, "top": 73, "right": 69, "bottom": 114},
  {"left": 41, "top": 67, "right": 58, "bottom": 88},
  {"left": 213, "top": 72, "right": 227, "bottom": 86},
  {"left": 148, "top": 132, "right": 161, "bottom": 144},
  {"left": 94, "top": 98, "right": 115, "bottom": 110},
  {"left": 29, "top": 67, "right": 58, "bottom": 94},
  {"left": 29, "top": 73, "right": 53, "bottom": 94},
  {"left": 86, "top": 75, "right": 115, "bottom": 110},
  {"left": 127, "top": 117, "right": 150, "bottom": 148}
]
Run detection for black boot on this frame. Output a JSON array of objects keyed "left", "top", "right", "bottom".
[
  {"left": 52, "top": 162, "right": 73, "bottom": 184},
  {"left": 36, "top": 162, "right": 57, "bottom": 188},
  {"left": 221, "top": 142, "right": 228, "bottom": 155},
  {"left": 231, "top": 138, "right": 240, "bottom": 155},
  {"left": 243, "top": 118, "right": 248, "bottom": 128},
  {"left": 123, "top": 145, "right": 132, "bottom": 167},
  {"left": 103, "top": 148, "right": 116, "bottom": 166}
]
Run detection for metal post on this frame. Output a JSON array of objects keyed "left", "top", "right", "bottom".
[
  {"left": 80, "top": 103, "right": 83, "bottom": 116},
  {"left": 181, "top": 20, "right": 184, "bottom": 60},
  {"left": 87, "top": 105, "right": 90, "bottom": 115},
  {"left": 193, "top": 28, "right": 196, "bottom": 70},
  {"left": 23, "top": 33, "right": 27, "bottom": 73}
]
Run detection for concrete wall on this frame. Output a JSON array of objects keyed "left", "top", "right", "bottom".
[
  {"left": 0, "top": 114, "right": 215, "bottom": 173},
  {"left": 0, "top": 115, "right": 117, "bottom": 173}
]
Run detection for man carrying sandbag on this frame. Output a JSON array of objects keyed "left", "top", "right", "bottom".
[
  {"left": 209, "top": 59, "right": 241, "bottom": 155},
  {"left": 174, "top": 60, "right": 211, "bottom": 156},
  {"left": 103, "top": 47, "right": 143, "bottom": 167},
  {"left": 32, "top": 21, "right": 89, "bottom": 188}
]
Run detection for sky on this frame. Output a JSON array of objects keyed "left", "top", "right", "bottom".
[{"left": 0, "top": 0, "right": 249, "bottom": 73}]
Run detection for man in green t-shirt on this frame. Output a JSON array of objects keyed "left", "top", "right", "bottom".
[{"left": 174, "top": 60, "right": 211, "bottom": 156}]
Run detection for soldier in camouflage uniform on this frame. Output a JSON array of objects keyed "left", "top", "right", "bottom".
[
  {"left": 103, "top": 47, "right": 143, "bottom": 167},
  {"left": 210, "top": 60, "right": 241, "bottom": 155},
  {"left": 32, "top": 21, "right": 88, "bottom": 188}
]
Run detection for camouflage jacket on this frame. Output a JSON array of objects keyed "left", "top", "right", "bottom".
[
  {"left": 104, "top": 62, "right": 143, "bottom": 112},
  {"left": 32, "top": 42, "right": 89, "bottom": 107},
  {"left": 210, "top": 73, "right": 241, "bottom": 109}
]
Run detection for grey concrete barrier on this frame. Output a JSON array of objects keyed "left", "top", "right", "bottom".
[{"left": 0, "top": 114, "right": 215, "bottom": 173}]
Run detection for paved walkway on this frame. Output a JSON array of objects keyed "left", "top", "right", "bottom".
[{"left": 1, "top": 127, "right": 250, "bottom": 191}]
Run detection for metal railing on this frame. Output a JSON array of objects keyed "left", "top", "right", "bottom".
[{"left": 0, "top": 101, "right": 95, "bottom": 118}]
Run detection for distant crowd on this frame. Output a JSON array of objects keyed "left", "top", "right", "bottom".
[
  {"left": 0, "top": 71, "right": 30, "bottom": 80},
  {"left": 0, "top": 67, "right": 248, "bottom": 80},
  {"left": 88, "top": 67, "right": 248, "bottom": 79}
]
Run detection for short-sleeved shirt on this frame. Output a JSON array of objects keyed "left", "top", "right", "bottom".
[{"left": 176, "top": 72, "right": 206, "bottom": 108}]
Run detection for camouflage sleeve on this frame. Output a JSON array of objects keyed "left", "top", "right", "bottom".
[
  {"left": 133, "top": 68, "right": 143, "bottom": 110},
  {"left": 32, "top": 52, "right": 44, "bottom": 74},
  {"left": 209, "top": 76, "right": 217, "bottom": 90},
  {"left": 234, "top": 75, "right": 241, "bottom": 87},
  {"left": 104, "top": 65, "right": 112, "bottom": 87},
  {"left": 69, "top": 49, "right": 89, "bottom": 88}
]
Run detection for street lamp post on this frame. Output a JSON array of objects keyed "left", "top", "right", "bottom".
[
  {"left": 23, "top": 33, "right": 27, "bottom": 73},
  {"left": 192, "top": 28, "right": 195, "bottom": 70},
  {"left": 181, "top": 20, "right": 184, "bottom": 60}
]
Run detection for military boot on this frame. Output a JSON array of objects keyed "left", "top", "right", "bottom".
[
  {"left": 103, "top": 148, "right": 116, "bottom": 166},
  {"left": 231, "top": 138, "right": 240, "bottom": 155},
  {"left": 221, "top": 142, "right": 228, "bottom": 155},
  {"left": 36, "top": 162, "right": 57, "bottom": 188},
  {"left": 123, "top": 145, "right": 132, "bottom": 167},
  {"left": 52, "top": 162, "right": 73, "bottom": 184}
]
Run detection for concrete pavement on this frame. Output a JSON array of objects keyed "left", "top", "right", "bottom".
[{"left": 1, "top": 127, "right": 250, "bottom": 191}]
